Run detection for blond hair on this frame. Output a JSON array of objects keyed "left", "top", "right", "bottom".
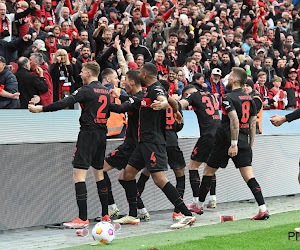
[{"left": 52, "top": 49, "right": 70, "bottom": 65}]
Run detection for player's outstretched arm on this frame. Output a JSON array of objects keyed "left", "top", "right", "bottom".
[
  {"left": 228, "top": 110, "right": 239, "bottom": 157},
  {"left": 29, "top": 95, "right": 77, "bottom": 113},
  {"left": 168, "top": 96, "right": 179, "bottom": 113},
  {"left": 151, "top": 96, "right": 169, "bottom": 110},
  {"left": 249, "top": 115, "right": 257, "bottom": 149},
  {"left": 179, "top": 99, "right": 189, "bottom": 110}
]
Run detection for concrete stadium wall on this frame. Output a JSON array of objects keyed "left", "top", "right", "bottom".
[{"left": 1, "top": 135, "right": 299, "bottom": 230}]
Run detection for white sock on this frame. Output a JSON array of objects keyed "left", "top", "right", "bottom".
[
  {"left": 193, "top": 197, "right": 199, "bottom": 203},
  {"left": 138, "top": 208, "right": 147, "bottom": 214},
  {"left": 108, "top": 204, "right": 116, "bottom": 211},
  {"left": 259, "top": 204, "right": 267, "bottom": 213},
  {"left": 209, "top": 195, "right": 216, "bottom": 201},
  {"left": 196, "top": 201, "right": 204, "bottom": 209}
]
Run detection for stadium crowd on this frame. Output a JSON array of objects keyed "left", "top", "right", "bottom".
[{"left": 0, "top": 0, "right": 300, "bottom": 116}]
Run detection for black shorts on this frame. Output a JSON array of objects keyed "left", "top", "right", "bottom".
[
  {"left": 191, "top": 134, "right": 215, "bottom": 163},
  {"left": 128, "top": 142, "right": 168, "bottom": 173},
  {"left": 207, "top": 140, "right": 252, "bottom": 169},
  {"left": 72, "top": 129, "right": 107, "bottom": 170},
  {"left": 167, "top": 146, "right": 185, "bottom": 170},
  {"left": 105, "top": 142, "right": 136, "bottom": 170}
]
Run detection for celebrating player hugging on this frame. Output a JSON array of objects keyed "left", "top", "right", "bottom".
[{"left": 29, "top": 65, "right": 269, "bottom": 232}]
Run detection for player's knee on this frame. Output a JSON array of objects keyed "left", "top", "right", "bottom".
[
  {"left": 203, "top": 165, "right": 216, "bottom": 176},
  {"left": 174, "top": 168, "right": 185, "bottom": 177},
  {"left": 152, "top": 172, "right": 168, "bottom": 189},
  {"left": 188, "top": 161, "right": 201, "bottom": 170}
]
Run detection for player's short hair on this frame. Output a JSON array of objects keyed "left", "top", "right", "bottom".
[
  {"left": 231, "top": 67, "right": 247, "bottom": 87},
  {"left": 101, "top": 68, "right": 115, "bottom": 81},
  {"left": 182, "top": 84, "right": 197, "bottom": 97},
  {"left": 141, "top": 63, "right": 158, "bottom": 78},
  {"left": 82, "top": 61, "right": 100, "bottom": 77},
  {"left": 160, "top": 80, "right": 169, "bottom": 92},
  {"left": 126, "top": 70, "right": 141, "bottom": 86},
  {"left": 257, "top": 71, "right": 267, "bottom": 78}
]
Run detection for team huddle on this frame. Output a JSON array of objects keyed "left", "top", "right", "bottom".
[{"left": 29, "top": 62, "right": 270, "bottom": 230}]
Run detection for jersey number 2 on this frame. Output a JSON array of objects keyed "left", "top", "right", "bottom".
[{"left": 97, "top": 95, "right": 108, "bottom": 119}]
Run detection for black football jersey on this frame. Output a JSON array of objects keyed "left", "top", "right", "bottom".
[
  {"left": 110, "top": 90, "right": 145, "bottom": 146},
  {"left": 43, "top": 81, "right": 110, "bottom": 130},
  {"left": 165, "top": 103, "right": 183, "bottom": 147},
  {"left": 221, "top": 88, "right": 257, "bottom": 148},
  {"left": 186, "top": 90, "right": 220, "bottom": 136},
  {"left": 139, "top": 81, "right": 168, "bottom": 144}
]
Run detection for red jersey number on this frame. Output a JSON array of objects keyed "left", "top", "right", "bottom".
[
  {"left": 241, "top": 101, "right": 250, "bottom": 123},
  {"left": 166, "top": 107, "right": 175, "bottom": 125},
  {"left": 203, "top": 96, "right": 218, "bottom": 115},
  {"left": 96, "top": 95, "right": 108, "bottom": 119}
]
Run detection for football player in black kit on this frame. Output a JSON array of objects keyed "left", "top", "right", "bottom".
[
  {"left": 179, "top": 84, "right": 220, "bottom": 213},
  {"left": 119, "top": 63, "right": 196, "bottom": 229},
  {"left": 94, "top": 70, "right": 150, "bottom": 224},
  {"left": 135, "top": 80, "right": 187, "bottom": 222},
  {"left": 28, "top": 62, "right": 111, "bottom": 228},
  {"left": 195, "top": 67, "right": 269, "bottom": 220}
]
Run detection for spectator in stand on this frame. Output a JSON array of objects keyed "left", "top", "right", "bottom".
[
  {"left": 129, "top": 33, "right": 152, "bottom": 62},
  {"left": 163, "top": 44, "right": 178, "bottom": 68},
  {"left": 50, "top": 49, "right": 74, "bottom": 102},
  {"left": 29, "top": 52, "right": 53, "bottom": 106},
  {"left": 35, "top": 0, "right": 56, "bottom": 32},
  {"left": 206, "top": 68, "right": 227, "bottom": 109},
  {"left": 73, "top": 45, "right": 92, "bottom": 90},
  {"left": 27, "top": 17, "right": 47, "bottom": 40},
  {"left": 134, "top": 54, "right": 144, "bottom": 69},
  {"left": 60, "top": 20, "right": 79, "bottom": 41},
  {"left": 0, "top": 56, "right": 20, "bottom": 108},
  {"left": 146, "top": 14, "right": 180, "bottom": 49},
  {"left": 55, "top": 0, "right": 84, "bottom": 26},
  {"left": 0, "top": 1, "right": 36, "bottom": 42},
  {"left": 263, "top": 57, "right": 277, "bottom": 89},
  {"left": 191, "top": 73, "right": 207, "bottom": 91},
  {"left": 254, "top": 71, "right": 271, "bottom": 110},
  {"left": 269, "top": 76, "right": 288, "bottom": 110},
  {"left": 70, "top": 29, "right": 90, "bottom": 58},
  {"left": 282, "top": 68, "right": 299, "bottom": 109},
  {"left": 152, "top": 50, "right": 168, "bottom": 79},
  {"left": 167, "top": 67, "right": 184, "bottom": 97},
  {"left": 15, "top": 56, "right": 48, "bottom": 108},
  {"left": 249, "top": 56, "right": 264, "bottom": 83},
  {"left": 183, "top": 57, "right": 196, "bottom": 84},
  {"left": 220, "top": 50, "right": 235, "bottom": 78},
  {"left": 107, "top": 7, "right": 120, "bottom": 25}
]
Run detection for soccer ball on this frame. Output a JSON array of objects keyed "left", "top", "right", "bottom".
[{"left": 92, "top": 221, "right": 115, "bottom": 244}]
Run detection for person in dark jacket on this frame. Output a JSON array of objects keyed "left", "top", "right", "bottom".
[
  {"left": 129, "top": 33, "right": 152, "bottom": 62},
  {"left": 15, "top": 57, "right": 48, "bottom": 109},
  {"left": 50, "top": 49, "right": 75, "bottom": 102},
  {"left": 73, "top": 45, "right": 92, "bottom": 90},
  {"left": 0, "top": 56, "right": 20, "bottom": 109}
]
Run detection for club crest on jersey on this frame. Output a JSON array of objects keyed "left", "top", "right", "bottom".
[{"left": 141, "top": 100, "right": 147, "bottom": 106}]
